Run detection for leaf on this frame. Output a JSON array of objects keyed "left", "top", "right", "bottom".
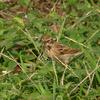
[
  {"left": 19, "top": 0, "right": 30, "bottom": 6},
  {"left": 68, "top": 0, "right": 78, "bottom": 5},
  {"left": 13, "top": 16, "right": 25, "bottom": 27}
]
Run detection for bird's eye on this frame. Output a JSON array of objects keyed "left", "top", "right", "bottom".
[{"left": 47, "top": 45, "right": 51, "bottom": 50}]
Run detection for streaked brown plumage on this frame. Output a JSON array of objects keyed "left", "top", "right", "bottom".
[{"left": 41, "top": 35, "right": 81, "bottom": 64}]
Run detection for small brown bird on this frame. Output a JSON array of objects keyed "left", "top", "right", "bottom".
[{"left": 41, "top": 35, "right": 81, "bottom": 64}]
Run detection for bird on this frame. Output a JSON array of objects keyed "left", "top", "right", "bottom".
[{"left": 41, "top": 35, "right": 81, "bottom": 64}]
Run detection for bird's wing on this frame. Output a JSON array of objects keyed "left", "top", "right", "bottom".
[{"left": 54, "top": 42, "right": 80, "bottom": 55}]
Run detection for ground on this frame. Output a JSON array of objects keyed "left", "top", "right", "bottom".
[{"left": 0, "top": 0, "right": 100, "bottom": 100}]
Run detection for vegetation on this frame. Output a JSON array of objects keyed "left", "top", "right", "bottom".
[{"left": 0, "top": 0, "right": 100, "bottom": 100}]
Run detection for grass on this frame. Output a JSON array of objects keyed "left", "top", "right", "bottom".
[{"left": 0, "top": 0, "right": 100, "bottom": 100}]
